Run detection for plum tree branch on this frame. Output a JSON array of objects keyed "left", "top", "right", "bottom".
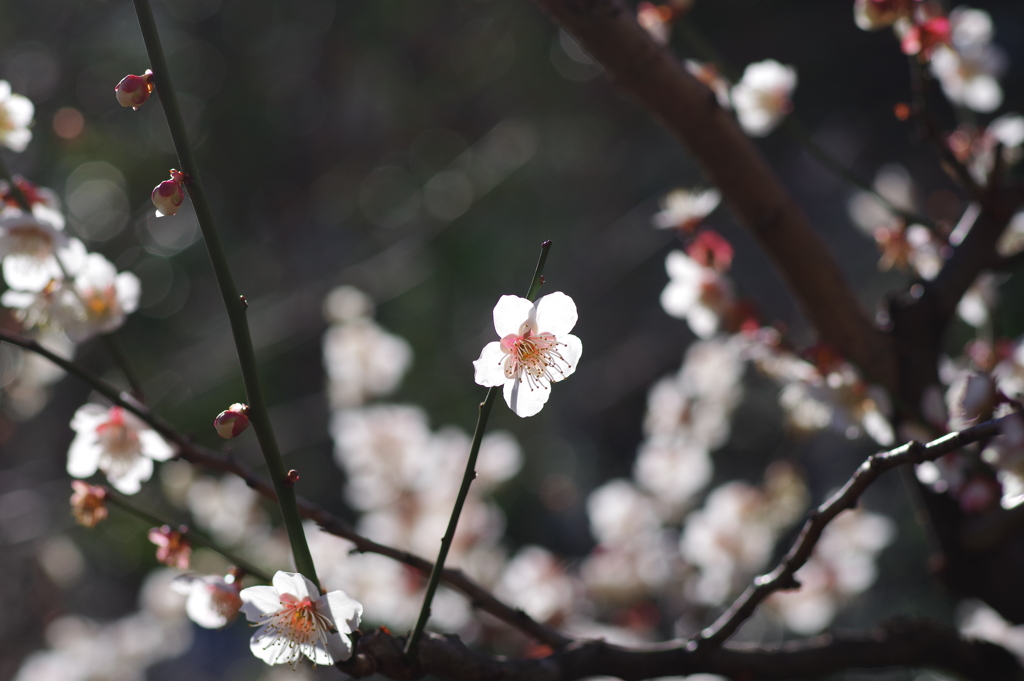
[
  {"left": 530, "top": 0, "right": 896, "bottom": 391},
  {"left": 0, "top": 329, "right": 571, "bottom": 649},
  {"left": 693, "top": 416, "right": 1008, "bottom": 651},
  {"left": 336, "top": 619, "right": 1023, "bottom": 681}
]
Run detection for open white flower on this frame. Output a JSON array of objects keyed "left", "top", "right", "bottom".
[
  {"left": 660, "top": 250, "right": 734, "bottom": 338},
  {"left": 473, "top": 292, "right": 582, "bottom": 418},
  {"left": 652, "top": 187, "right": 721, "bottom": 232},
  {"left": 731, "top": 60, "right": 797, "bottom": 137},
  {"left": 172, "top": 573, "right": 243, "bottom": 629},
  {"left": 67, "top": 404, "right": 176, "bottom": 494},
  {"left": 62, "top": 252, "right": 141, "bottom": 342},
  {"left": 0, "top": 205, "right": 73, "bottom": 291},
  {"left": 0, "top": 81, "right": 34, "bottom": 152},
  {"left": 240, "top": 571, "right": 362, "bottom": 667}
]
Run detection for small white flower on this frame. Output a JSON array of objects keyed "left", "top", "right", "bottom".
[
  {"left": 0, "top": 205, "right": 71, "bottom": 291},
  {"left": 731, "top": 60, "right": 797, "bottom": 137},
  {"left": 239, "top": 571, "right": 362, "bottom": 667},
  {"left": 61, "top": 252, "right": 141, "bottom": 342},
  {"left": 67, "top": 404, "right": 176, "bottom": 494},
  {"left": 660, "top": 250, "right": 734, "bottom": 338},
  {"left": 0, "top": 81, "right": 34, "bottom": 152},
  {"left": 473, "top": 292, "right": 582, "bottom": 418},
  {"left": 172, "top": 574, "right": 244, "bottom": 629},
  {"left": 652, "top": 187, "right": 721, "bottom": 232}
]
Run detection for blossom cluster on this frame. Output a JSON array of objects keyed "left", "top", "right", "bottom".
[{"left": 0, "top": 83, "right": 142, "bottom": 423}]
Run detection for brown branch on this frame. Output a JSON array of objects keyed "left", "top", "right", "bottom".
[
  {"left": 0, "top": 330, "right": 571, "bottom": 649},
  {"left": 531, "top": 0, "right": 896, "bottom": 390},
  {"left": 336, "top": 620, "right": 1023, "bottom": 681},
  {"left": 692, "top": 417, "right": 1007, "bottom": 651}
]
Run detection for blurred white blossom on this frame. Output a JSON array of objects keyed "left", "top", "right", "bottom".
[
  {"left": 67, "top": 404, "right": 175, "bottom": 494},
  {"left": 731, "top": 60, "right": 796, "bottom": 137},
  {"left": 0, "top": 80, "right": 34, "bottom": 152}
]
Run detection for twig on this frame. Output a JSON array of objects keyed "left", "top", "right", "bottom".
[
  {"left": 131, "top": 0, "right": 318, "bottom": 585},
  {"left": 0, "top": 329, "right": 571, "bottom": 648},
  {"left": 406, "top": 240, "right": 553, "bottom": 655},
  {"left": 105, "top": 490, "right": 273, "bottom": 582},
  {"left": 533, "top": 0, "right": 897, "bottom": 392},
  {"left": 337, "top": 619, "right": 1023, "bottom": 681},
  {"left": 691, "top": 416, "right": 1008, "bottom": 651}
]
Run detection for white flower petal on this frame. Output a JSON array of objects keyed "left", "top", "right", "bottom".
[
  {"left": 534, "top": 291, "right": 578, "bottom": 336},
  {"left": 473, "top": 342, "right": 508, "bottom": 387},
  {"left": 687, "top": 305, "right": 720, "bottom": 339},
  {"left": 108, "top": 455, "right": 152, "bottom": 494},
  {"left": 273, "top": 571, "right": 318, "bottom": 601},
  {"left": 554, "top": 333, "right": 582, "bottom": 382},
  {"left": 660, "top": 280, "right": 699, "bottom": 319},
  {"left": 504, "top": 377, "right": 551, "bottom": 418},
  {"left": 66, "top": 432, "right": 101, "bottom": 479},
  {"left": 139, "top": 430, "right": 175, "bottom": 462},
  {"left": 116, "top": 271, "right": 142, "bottom": 315},
  {"left": 240, "top": 585, "right": 284, "bottom": 619},
  {"left": 492, "top": 295, "right": 533, "bottom": 337},
  {"left": 321, "top": 591, "right": 363, "bottom": 634},
  {"left": 250, "top": 625, "right": 302, "bottom": 666}
]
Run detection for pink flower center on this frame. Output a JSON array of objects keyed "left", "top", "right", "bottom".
[
  {"left": 96, "top": 407, "right": 142, "bottom": 470},
  {"left": 256, "top": 593, "right": 337, "bottom": 665},
  {"left": 499, "top": 321, "right": 570, "bottom": 389}
]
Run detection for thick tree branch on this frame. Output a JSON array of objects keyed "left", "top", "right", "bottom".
[
  {"left": 337, "top": 620, "right": 1023, "bottom": 681},
  {"left": 531, "top": 0, "right": 896, "bottom": 390},
  {"left": 0, "top": 330, "right": 571, "bottom": 649},
  {"left": 694, "top": 417, "right": 1007, "bottom": 650}
]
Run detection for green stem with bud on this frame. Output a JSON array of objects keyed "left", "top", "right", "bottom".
[
  {"left": 106, "top": 491, "right": 272, "bottom": 582},
  {"left": 131, "top": 0, "right": 319, "bottom": 586},
  {"left": 405, "top": 240, "right": 553, "bottom": 656}
]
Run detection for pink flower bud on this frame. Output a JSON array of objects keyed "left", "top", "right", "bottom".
[
  {"left": 149, "top": 524, "right": 192, "bottom": 569},
  {"left": 151, "top": 169, "right": 186, "bottom": 217},
  {"left": 214, "top": 403, "right": 250, "bottom": 439},
  {"left": 70, "top": 481, "right": 108, "bottom": 528},
  {"left": 115, "top": 71, "right": 154, "bottom": 110}
]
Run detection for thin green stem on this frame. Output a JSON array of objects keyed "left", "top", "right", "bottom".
[
  {"left": 131, "top": 0, "right": 318, "bottom": 586},
  {"left": 405, "top": 241, "right": 553, "bottom": 656},
  {"left": 100, "top": 333, "right": 145, "bottom": 400},
  {"left": 106, "top": 491, "right": 273, "bottom": 582}
]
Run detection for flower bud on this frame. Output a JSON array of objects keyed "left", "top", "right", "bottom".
[
  {"left": 149, "top": 524, "right": 192, "bottom": 569},
  {"left": 115, "top": 71, "right": 154, "bottom": 110},
  {"left": 214, "top": 403, "right": 250, "bottom": 439},
  {"left": 70, "top": 481, "right": 108, "bottom": 528},
  {"left": 152, "top": 169, "right": 186, "bottom": 217}
]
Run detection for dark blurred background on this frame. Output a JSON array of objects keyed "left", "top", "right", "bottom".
[{"left": 1, "top": 0, "right": 1023, "bottom": 679}]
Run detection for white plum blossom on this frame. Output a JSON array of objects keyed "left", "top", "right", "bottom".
[
  {"left": 0, "top": 205, "right": 75, "bottom": 291},
  {"left": 67, "top": 404, "right": 176, "bottom": 494},
  {"left": 652, "top": 187, "right": 721, "bottom": 232},
  {"left": 0, "top": 80, "right": 34, "bottom": 152},
  {"left": 473, "top": 292, "right": 582, "bottom": 418},
  {"left": 768, "top": 508, "right": 895, "bottom": 634},
  {"left": 930, "top": 7, "right": 1006, "bottom": 113},
  {"left": 681, "top": 465, "right": 807, "bottom": 605},
  {"left": 496, "top": 545, "right": 578, "bottom": 623},
  {"left": 731, "top": 60, "right": 797, "bottom": 137},
  {"left": 239, "top": 571, "right": 362, "bottom": 667},
  {"left": 660, "top": 250, "right": 734, "bottom": 338},
  {"left": 61, "top": 252, "right": 141, "bottom": 342},
  {"left": 322, "top": 286, "right": 413, "bottom": 409},
  {"left": 172, "top": 573, "right": 243, "bottom": 628}
]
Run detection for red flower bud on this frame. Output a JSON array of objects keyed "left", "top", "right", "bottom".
[
  {"left": 115, "top": 71, "right": 154, "bottom": 110},
  {"left": 151, "top": 169, "right": 186, "bottom": 217},
  {"left": 214, "top": 403, "right": 250, "bottom": 439}
]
